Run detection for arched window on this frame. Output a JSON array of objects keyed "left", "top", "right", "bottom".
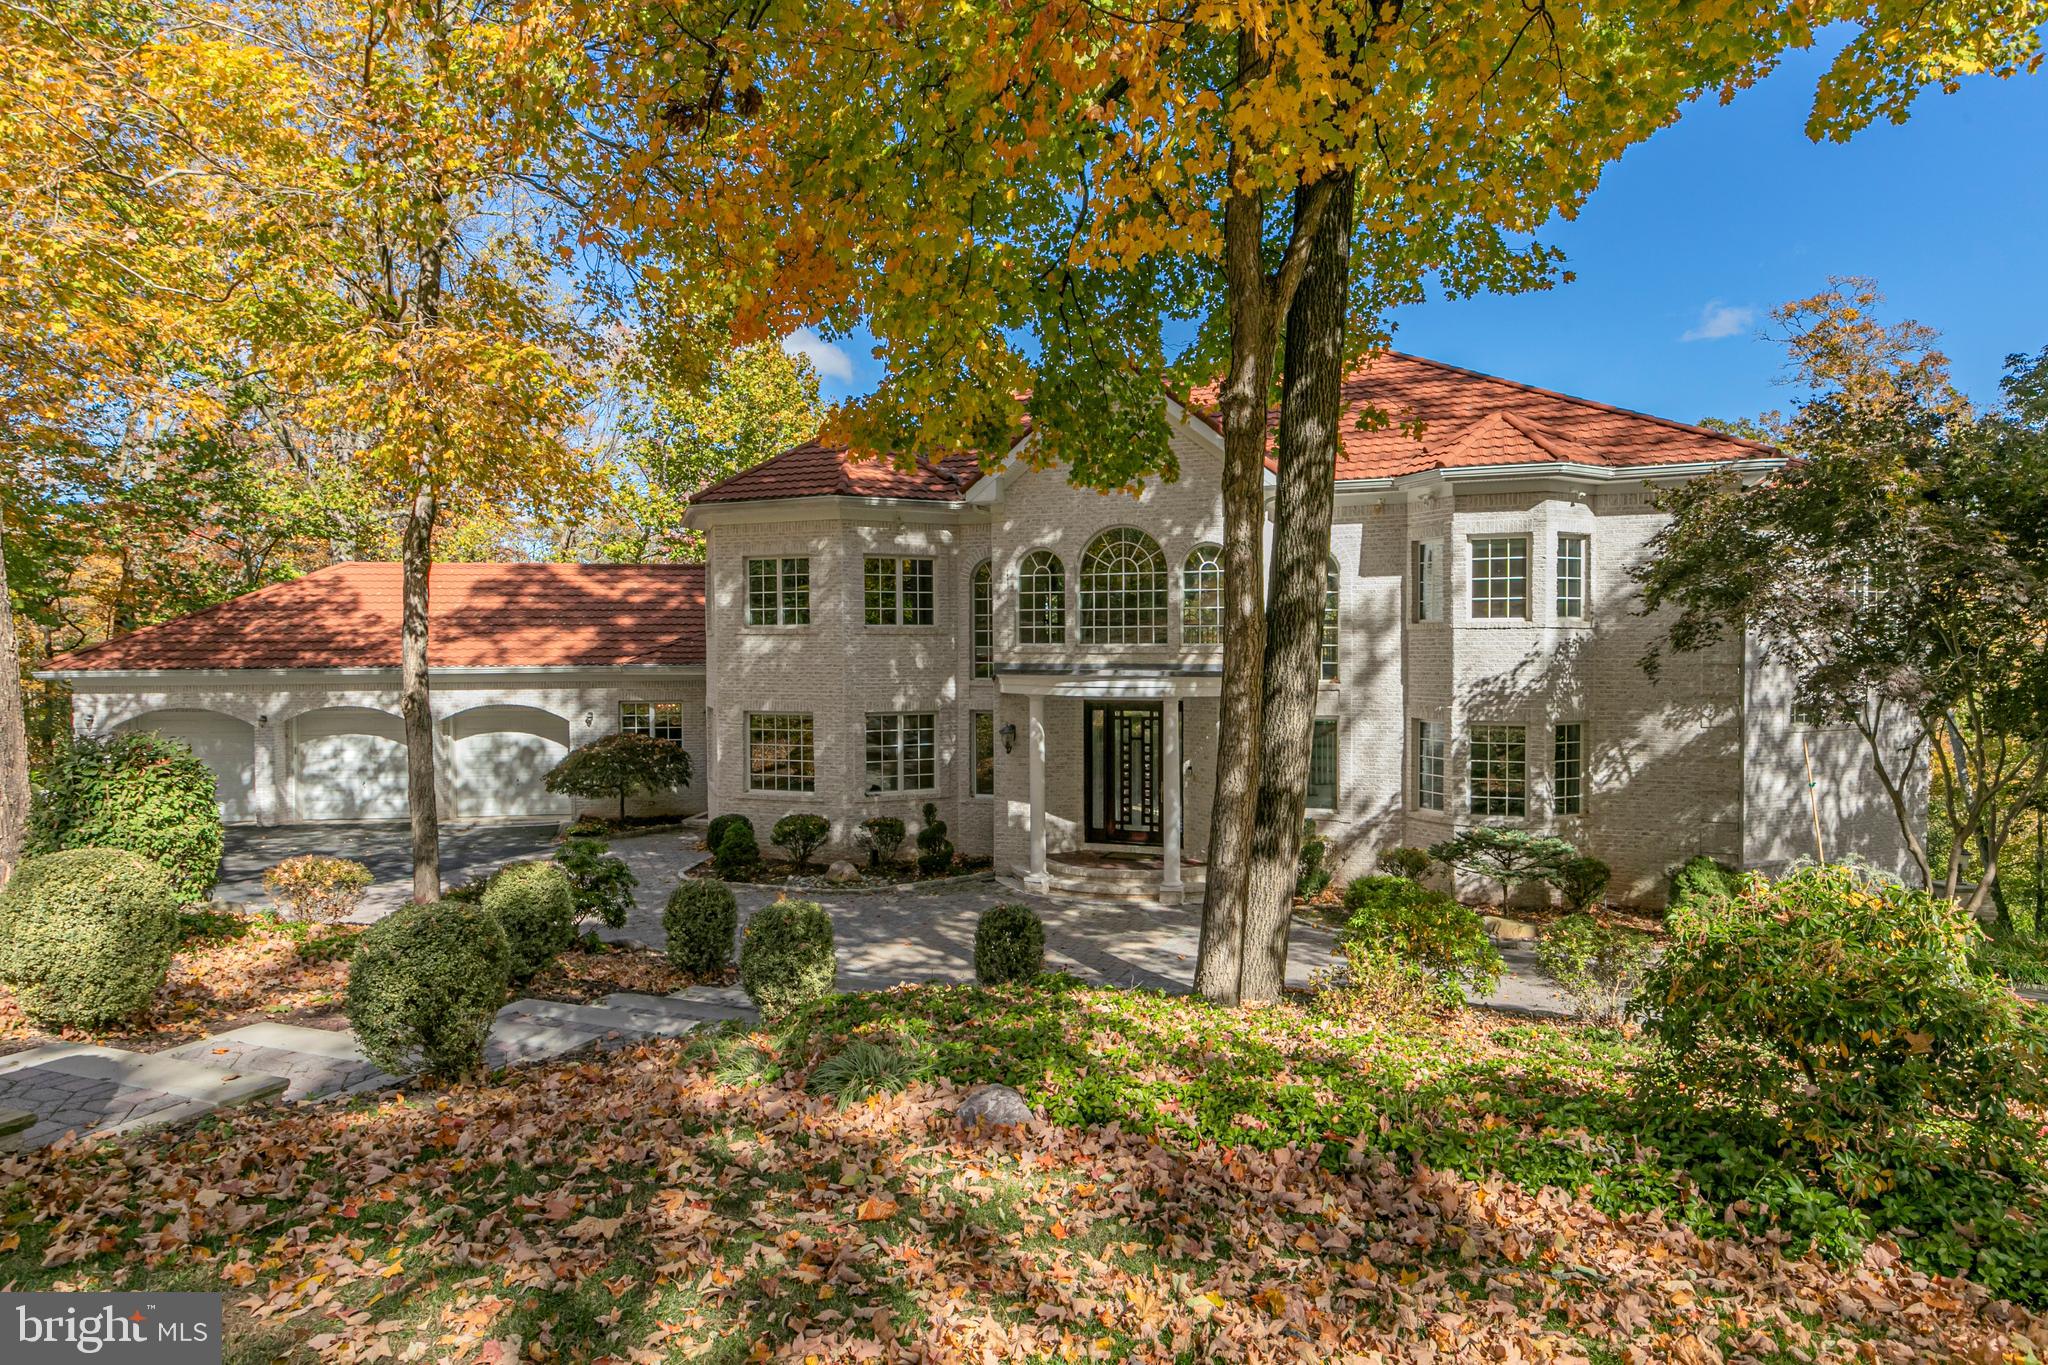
[
  {"left": 1321, "top": 556, "right": 1340, "bottom": 682},
  {"left": 971, "top": 561, "right": 992, "bottom": 678},
  {"left": 1017, "top": 550, "right": 1066, "bottom": 645},
  {"left": 1079, "top": 528, "right": 1168, "bottom": 645},
  {"left": 1182, "top": 544, "right": 1223, "bottom": 645}
]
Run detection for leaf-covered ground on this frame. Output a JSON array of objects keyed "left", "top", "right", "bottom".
[{"left": 4, "top": 982, "right": 2045, "bottom": 1363}]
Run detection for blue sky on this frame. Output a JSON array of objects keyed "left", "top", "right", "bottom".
[{"left": 786, "top": 40, "right": 2048, "bottom": 426}]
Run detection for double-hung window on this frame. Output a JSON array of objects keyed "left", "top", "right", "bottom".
[
  {"left": 1555, "top": 534, "right": 1589, "bottom": 621},
  {"left": 1470, "top": 537, "right": 1528, "bottom": 619},
  {"left": 1307, "top": 718, "right": 1339, "bottom": 810},
  {"left": 1416, "top": 720, "right": 1446, "bottom": 811},
  {"left": 1468, "top": 724, "right": 1527, "bottom": 817},
  {"left": 865, "top": 557, "right": 934, "bottom": 626},
  {"left": 864, "top": 712, "right": 936, "bottom": 793},
  {"left": 746, "top": 558, "right": 810, "bottom": 626},
  {"left": 1320, "top": 558, "right": 1340, "bottom": 682},
  {"left": 1553, "top": 722, "right": 1584, "bottom": 815},
  {"left": 970, "top": 562, "right": 992, "bottom": 677},
  {"left": 620, "top": 701, "right": 682, "bottom": 741},
  {"left": 747, "top": 713, "right": 814, "bottom": 792},
  {"left": 1412, "top": 541, "right": 1444, "bottom": 622}
]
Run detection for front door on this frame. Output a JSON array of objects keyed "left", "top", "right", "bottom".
[{"left": 1085, "top": 702, "right": 1162, "bottom": 845}]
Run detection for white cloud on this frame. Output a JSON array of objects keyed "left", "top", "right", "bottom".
[
  {"left": 781, "top": 327, "right": 855, "bottom": 382},
  {"left": 1680, "top": 301, "right": 1757, "bottom": 343}
]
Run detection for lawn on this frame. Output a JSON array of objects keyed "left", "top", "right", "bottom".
[{"left": 2, "top": 979, "right": 2043, "bottom": 1363}]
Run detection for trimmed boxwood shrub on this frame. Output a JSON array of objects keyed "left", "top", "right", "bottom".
[
  {"left": 26, "top": 732, "right": 224, "bottom": 902},
  {"left": 712, "top": 818, "right": 759, "bottom": 878},
  {"left": 974, "top": 903, "right": 1045, "bottom": 984},
  {"left": 1552, "top": 855, "right": 1612, "bottom": 914},
  {"left": 739, "top": 899, "right": 835, "bottom": 1016},
  {"left": 706, "top": 813, "right": 751, "bottom": 854},
  {"left": 345, "top": 899, "right": 511, "bottom": 1080},
  {"left": 772, "top": 813, "right": 831, "bottom": 871},
  {"left": 0, "top": 848, "right": 181, "bottom": 1028},
  {"left": 665, "top": 878, "right": 739, "bottom": 974},
  {"left": 482, "top": 861, "right": 577, "bottom": 981}
]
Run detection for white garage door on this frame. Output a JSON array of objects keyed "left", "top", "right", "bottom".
[
  {"left": 118, "top": 710, "right": 256, "bottom": 824},
  {"left": 291, "top": 709, "right": 407, "bottom": 821},
  {"left": 448, "top": 706, "right": 572, "bottom": 819}
]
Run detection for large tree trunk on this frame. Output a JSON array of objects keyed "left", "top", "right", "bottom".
[
  {"left": 0, "top": 514, "right": 32, "bottom": 886},
  {"left": 1238, "top": 171, "right": 1355, "bottom": 1004},
  {"left": 401, "top": 486, "right": 442, "bottom": 903}
]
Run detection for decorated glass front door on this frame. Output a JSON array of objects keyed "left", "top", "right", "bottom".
[{"left": 1085, "top": 702, "right": 1162, "bottom": 845}]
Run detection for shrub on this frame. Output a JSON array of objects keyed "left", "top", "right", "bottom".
[
  {"left": 481, "top": 861, "right": 577, "bottom": 981},
  {"left": 807, "top": 1036, "right": 935, "bottom": 1104},
  {"left": 974, "top": 903, "right": 1045, "bottom": 984},
  {"left": 1295, "top": 820, "right": 1333, "bottom": 900},
  {"left": 705, "top": 813, "right": 750, "bottom": 854},
  {"left": 1636, "top": 864, "right": 2048, "bottom": 1176},
  {"left": 552, "top": 836, "right": 637, "bottom": 929},
  {"left": 26, "top": 732, "right": 224, "bottom": 902},
  {"left": 1666, "top": 854, "right": 1741, "bottom": 913},
  {"left": 263, "top": 855, "right": 374, "bottom": 924},
  {"left": 855, "top": 816, "right": 908, "bottom": 869},
  {"left": 344, "top": 900, "right": 511, "bottom": 1080},
  {"left": 1552, "top": 855, "right": 1612, "bottom": 914},
  {"left": 1377, "top": 846, "right": 1435, "bottom": 881},
  {"left": 0, "top": 848, "right": 181, "bottom": 1028},
  {"left": 544, "top": 733, "right": 693, "bottom": 821},
  {"left": 739, "top": 899, "right": 836, "bottom": 1015},
  {"left": 1428, "top": 827, "right": 1576, "bottom": 906},
  {"left": 712, "top": 817, "right": 760, "bottom": 878},
  {"left": 772, "top": 813, "right": 831, "bottom": 871},
  {"left": 914, "top": 803, "right": 954, "bottom": 877},
  {"left": 1536, "top": 913, "right": 1655, "bottom": 1024},
  {"left": 563, "top": 817, "right": 610, "bottom": 838},
  {"left": 1341, "top": 879, "right": 1502, "bottom": 1008},
  {"left": 1311, "top": 939, "right": 1446, "bottom": 1025},
  {"left": 664, "top": 878, "right": 739, "bottom": 974}
]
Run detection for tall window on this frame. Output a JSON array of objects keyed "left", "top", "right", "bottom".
[
  {"left": 1468, "top": 724, "right": 1527, "bottom": 817},
  {"left": 1307, "top": 718, "right": 1339, "bottom": 810},
  {"left": 864, "top": 712, "right": 936, "bottom": 793},
  {"left": 1078, "top": 528, "right": 1168, "bottom": 644},
  {"left": 864, "top": 557, "right": 934, "bottom": 626},
  {"left": 1553, "top": 722, "right": 1584, "bottom": 815},
  {"left": 1017, "top": 550, "right": 1066, "bottom": 644},
  {"left": 746, "top": 557, "right": 810, "bottom": 626},
  {"left": 971, "top": 561, "right": 992, "bottom": 678},
  {"left": 1469, "top": 537, "right": 1528, "bottom": 619},
  {"left": 1555, "top": 534, "right": 1588, "bottom": 621},
  {"left": 1412, "top": 541, "right": 1444, "bottom": 622},
  {"left": 620, "top": 701, "right": 682, "bottom": 741},
  {"left": 1416, "top": 720, "right": 1445, "bottom": 811},
  {"left": 747, "top": 713, "right": 814, "bottom": 792},
  {"left": 1182, "top": 544, "right": 1224, "bottom": 645},
  {"left": 971, "top": 710, "right": 995, "bottom": 796},
  {"left": 1321, "top": 557, "right": 1340, "bottom": 681}
]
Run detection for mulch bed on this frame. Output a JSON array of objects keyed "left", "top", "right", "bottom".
[{"left": 686, "top": 856, "right": 995, "bottom": 890}]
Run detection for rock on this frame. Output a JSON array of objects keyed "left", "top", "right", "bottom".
[
  {"left": 956, "top": 1083, "right": 1034, "bottom": 1129},
  {"left": 1481, "top": 913, "right": 1540, "bottom": 942},
  {"left": 825, "top": 860, "right": 861, "bottom": 884}
]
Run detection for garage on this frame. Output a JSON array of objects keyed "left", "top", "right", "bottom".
[
  {"left": 291, "top": 708, "right": 407, "bottom": 820},
  {"left": 118, "top": 709, "right": 257, "bottom": 823},
  {"left": 447, "top": 705, "right": 572, "bottom": 820}
]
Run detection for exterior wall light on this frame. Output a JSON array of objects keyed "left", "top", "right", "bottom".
[{"left": 1000, "top": 722, "right": 1017, "bottom": 754}]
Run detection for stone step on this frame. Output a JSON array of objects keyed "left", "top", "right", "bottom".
[
  {"left": 0, "top": 1108, "right": 35, "bottom": 1153},
  {"left": 0, "top": 1043, "right": 288, "bottom": 1150},
  {"left": 496, "top": 998, "right": 704, "bottom": 1040},
  {"left": 599, "top": 991, "right": 757, "bottom": 1024},
  {"left": 164, "top": 1024, "right": 394, "bottom": 1101}
]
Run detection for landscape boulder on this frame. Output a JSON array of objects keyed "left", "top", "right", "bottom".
[
  {"left": 826, "top": 859, "right": 861, "bottom": 884},
  {"left": 955, "top": 1083, "right": 1034, "bottom": 1129}
]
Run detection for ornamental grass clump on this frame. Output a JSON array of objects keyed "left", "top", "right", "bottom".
[
  {"left": 973, "top": 903, "right": 1045, "bottom": 984},
  {"left": 0, "top": 848, "right": 181, "bottom": 1028},
  {"left": 344, "top": 900, "right": 511, "bottom": 1081},
  {"left": 264, "top": 855, "right": 374, "bottom": 924},
  {"left": 482, "top": 861, "right": 577, "bottom": 981},
  {"left": 739, "top": 898, "right": 835, "bottom": 1016},
  {"left": 664, "top": 878, "right": 739, "bottom": 974}
]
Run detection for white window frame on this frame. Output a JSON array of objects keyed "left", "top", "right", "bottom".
[
  {"left": 864, "top": 712, "right": 937, "bottom": 794},
  {"left": 1078, "top": 528, "right": 1169, "bottom": 645},
  {"left": 1307, "top": 717, "right": 1339, "bottom": 811},
  {"left": 1412, "top": 540, "right": 1445, "bottom": 623},
  {"left": 620, "top": 701, "right": 682, "bottom": 741},
  {"left": 1469, "top": 537, "right": 1529, "bottom": 620},
  {"left": 1182, "top": 544, "right": 1224, "bottom": 645},
  {"left": 747, "top": 713, "right": 815, "bottom": 792},
  {"left": 864, "top": 556, "right": 934, "bottom": 627},
  {"left": 746, "top": 557, "right": 810, "bottom": 627},
  {"left": 1416, "top": 719, "right": 1445, "bottom": 811},
  {"left": 1017, "top": 550, "right": 1067, "bottom": 645},
  {"left": 1468, "top": 724, "right": 1528, "bottom": 817},
  {"left": 1555, "top": 533, "right": 1589, "bottom": 621},
  {"left": 1320, "top": 557, "right": 1340, "bottom": 682},
  {"left": 1554, "top": 721, "right": 1584, "bottom": 815},
  {"left": 971, "top": 561, "right": 993, "bottom": 678}
]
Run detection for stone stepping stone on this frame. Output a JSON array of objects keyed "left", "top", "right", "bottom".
[
  {"left": 496, "top": 998, "right": 703, "bottom": 1041},
  {"left": 0, "top": 1043, "right": 287, "bottom": 1150},
  {"left": 165, "top": 1024, "right": 395, "bottom": 1101},
  {"left": 600, "top": 990, "right": 757, "bottom": 1024}
]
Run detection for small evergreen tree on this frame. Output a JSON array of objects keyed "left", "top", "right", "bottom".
[{"left": 915, "top": 802, "right": 954, "bottom": 876}]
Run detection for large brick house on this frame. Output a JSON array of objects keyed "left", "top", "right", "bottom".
[{"left": 43, "top": 352, "right": 1915, "bottom": 906}]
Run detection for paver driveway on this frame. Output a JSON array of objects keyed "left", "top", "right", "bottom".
[{"left": 218, "top": 821, "right": 566, "bottom": 920}]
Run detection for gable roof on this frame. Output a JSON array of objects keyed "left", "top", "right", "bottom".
[
  {"left": 692, "top": 441, "right": 986, "bottom": 504},
  {"left": 43, "top": 562, "right": 705, "bottom": 674}
]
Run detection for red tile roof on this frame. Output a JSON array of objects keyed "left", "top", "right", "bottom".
[
  {"left": 45, "top": 562, "right": 705, "bottom": 674},
  {"left": 692, "top": 441, "right": 986, "bottom": 504}
]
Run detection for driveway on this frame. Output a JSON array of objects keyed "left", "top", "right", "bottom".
[{"left": 219, "top": 821, "right": 567, "bottom": 920}]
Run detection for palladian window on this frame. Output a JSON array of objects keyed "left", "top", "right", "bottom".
[{"left": 1078, "top": 528, "right": 1168, "bottom": 645}]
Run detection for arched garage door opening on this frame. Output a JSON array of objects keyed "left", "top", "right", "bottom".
[
  {"left": 117, "top": 709, "right": 256, "bottom": 823},
  {"left": 447, "top": 705, "right": 572, "bottom": 820},
  {"left": 290, "top": 707, "right": 406, "bottom": 821}
]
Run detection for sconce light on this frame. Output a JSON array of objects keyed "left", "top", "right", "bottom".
[
  {"left": 257, "top": 714, "right": 268, "bottom": 727},
  {"left": 583, "top": 711, "right": 595, "bottom": 726},
  {"left": 1000, "top": 723, "right": 1017, "bottom": 754}
]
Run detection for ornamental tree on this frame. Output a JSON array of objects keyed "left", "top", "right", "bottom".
[{"left": 545, "top": 734, "right": 695, "bottom": 821}]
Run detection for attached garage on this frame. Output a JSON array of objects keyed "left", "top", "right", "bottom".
[
  {"left": 117, "top": 709, "right": 256, "bottom": 823},
  {"left": 291, "top": 708, "right": 407, "bottom": 820},
  {"left": 448, "top": 705, "right": 572, "bottom": 819}
]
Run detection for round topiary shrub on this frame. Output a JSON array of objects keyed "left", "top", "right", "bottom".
[
  {"left": 739, "top": 898, "right": 835, "bottom": 1016},
  {"left": 665, "top": 878, "right": 739, "bottom": 974},
  {"left": 772, "top": 813, "right": 831, "bottom": 871},
  {"left": 0, "top": 848, "right": 181, "bottom": 1028},
  {"left": 345, "top": 899, "right": 511, "bottom": 1080},
  {"left": 26, "top": 732, "right": 224, "bottom": 902},
  {"left": 974, "top": 903, "right": 1045, "bottom": 984},
  {"left": 482, "top": 861, "right": 577, "bottom": 981},
  {"left": 1552, "top": 855, "right": 1612, "bottom": 914},
  {"left": 914, "top": 802, "right": 954, "bottom": 877},
  {"left": 712, "top": 818, "right": 760, "bottom": 879},
  {"left": 706, "top": 813, "right": 751, "bottom": 855},
  {"left": 263, "top": 855, "right": 374, "bottom": 924}
]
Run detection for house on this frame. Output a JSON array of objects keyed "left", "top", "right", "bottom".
[{"left": 42, "top": 352, "right": 1914, "bottom": 905}]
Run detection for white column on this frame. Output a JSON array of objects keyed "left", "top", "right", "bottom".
[
  {"left": 252, "top": 716, "right": 279, "bottom": 827},
  {"left": 1160, "top": 698, "right": 1183, "bottom": 904},
  {"left": 1026, "top": 693, "right": 1049, "bottom": 890}
]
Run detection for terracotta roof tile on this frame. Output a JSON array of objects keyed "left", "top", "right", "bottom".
[
  {"left": 45, "top": 562, "right": 705, "bottom": 674},
  {"left": 692, "top": 441, "right": 985, "bottom": 504}
]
